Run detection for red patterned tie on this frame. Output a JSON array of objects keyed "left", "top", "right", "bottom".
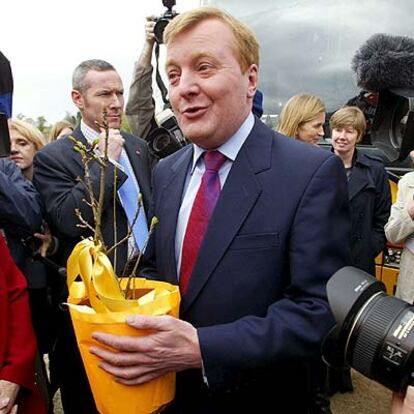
[{"left": 179, "top": 151, "right": 227, "bottom": 294}]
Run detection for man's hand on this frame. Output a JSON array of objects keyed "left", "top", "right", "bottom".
[
  {"left": 0, "top": 380, "right": 19, "bottom": 414},
  {"left": 145, "top": 16, "right": 156, "bottom": 45},
  {"left": 34, "top": 222, "right": 52, "bottom": 257},
  {"left": 392, "top": 386, "right": 414, "bottom": 414},
  {"left": 90, "top": 315, "right": 202, "bottom": 385},
  {"left": 98, "top": 128, "right": 125, "bottom": 162}
]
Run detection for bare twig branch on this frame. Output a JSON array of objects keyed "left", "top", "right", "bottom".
[
  {"left": 112, "top": 162, "right": 118, "bottom": 274},
  {"left": 107, "top": 193, "right": 143, "bottom": 256},
  {"left": 74, "top": 208, "right": 96, "bottom": 233},
  {"left": 124, "top": 216, "right": 158, "bottom": 298},
  {"left": 93, "top": 109, "right": 109, "bottom": 251}
]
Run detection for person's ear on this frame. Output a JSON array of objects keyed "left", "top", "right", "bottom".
[
  {"left": 246, "top": 64, "right": 258, "bottom": 99},
  {"left": 71, "top": 89, "right": 84, "bottom": 110}
]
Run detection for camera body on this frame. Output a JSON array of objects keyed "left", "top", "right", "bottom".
[
  {"left": 154, "top": 0, "right": 178, "bottom": 44},
  {"left": 323, "top": 266, "right": 414, "bottom": 392},
  {"left": 147, "top": 108, "right": 188, "bottom": 159}
]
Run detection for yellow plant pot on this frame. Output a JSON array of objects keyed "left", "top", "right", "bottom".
[{"left": 67, "top": 239, "right": 180, "bottom": 414}]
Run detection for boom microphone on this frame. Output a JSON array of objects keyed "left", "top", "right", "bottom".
[{"left": 352, "top": 33, "right": 414, "bottom": 92}]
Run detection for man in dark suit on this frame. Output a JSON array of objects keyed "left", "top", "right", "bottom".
[
  {"left": 33, "top": 59, "right": 152, "bottom": 413},
  {"left": 90, "top": 8, "right": 350, "bottom": 413}
]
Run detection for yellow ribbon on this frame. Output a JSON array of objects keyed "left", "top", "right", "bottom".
[
  {"left": 67, "top": 238, "right": 181, "bottom": 314},
  {"left": 67, "top": 239, "right": 128, "bottom": 313}
]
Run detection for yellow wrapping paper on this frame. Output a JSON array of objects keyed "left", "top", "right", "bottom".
[{"left": 67, "top": 239, "right": 180, "bottom": 414}]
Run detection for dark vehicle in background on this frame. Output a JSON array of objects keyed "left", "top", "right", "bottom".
[{"left": 203, "top": 0, "right": 414, "bottom": 293}]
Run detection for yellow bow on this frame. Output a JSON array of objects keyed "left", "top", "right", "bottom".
[{"left": 67, "top": 239, "right": 129, "bottom": 313}]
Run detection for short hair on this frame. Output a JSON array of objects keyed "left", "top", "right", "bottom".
[
  {"left": 49, "top": 120, "right": 74, "bottom": 141},
  {"left": 164, "top": 6, "right": 259, "bottom": 73},
  {"left": 8, "top": 118, "right": 45, "bottom": 151},
  {"left": 277, "top": 94, "right": 326, "bottom": 138},
  {"left": 329, "top": 106, "right": 366, "bottom": 143},
  {"left": 72, "top": 59, "right": 116, "bottom": 92}
]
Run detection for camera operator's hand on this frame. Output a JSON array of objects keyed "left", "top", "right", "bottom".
[
  {"left": 392, "top": 386, "right": 414, "bottom": 414},
  {"left": 98, "top": 128, "right": 125, "bottom": 162},
  {"left": 137, "top": 16, "right": 157, "bottom": 70},
  {"left": 145, "top": 16, "right": 156, "bottom": 45}
]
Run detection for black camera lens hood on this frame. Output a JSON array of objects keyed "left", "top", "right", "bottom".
[
  {"left": 322, "top": 266, "right": 386, "bottom": 367},
  {"left": 327, "top": 266, "right": 386, "bottom": 330}
]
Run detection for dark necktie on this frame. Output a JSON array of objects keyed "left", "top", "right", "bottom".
[{"left": 179, "top": 151, "right": 227, "bottom": 294}]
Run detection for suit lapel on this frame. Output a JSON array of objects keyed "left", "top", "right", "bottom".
[
  {"left": 181, "top": 120, "right": 272, "bottom": 313},
  {"left": 124, "top": 137, "right": 141, "bottom": 177},
  {"left": 72, "top": 126, "right": 87, "bottom": 144},
  {"left": 158, "top": 146, "right": 194, "bottom": 284},
  {"left": 68, "top": 127, "right": 90, "bottom": 170}
]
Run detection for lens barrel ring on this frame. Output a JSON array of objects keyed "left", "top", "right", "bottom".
[{"left": 349, "top": 295, "right": 404, "bottom": 376}]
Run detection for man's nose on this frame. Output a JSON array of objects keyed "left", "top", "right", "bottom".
[
  {"left": 109, "top": 93, "right": 123, "bottom": 108},
  {"left": 177, "top": 71, "right": 199, "bottom": 97}
]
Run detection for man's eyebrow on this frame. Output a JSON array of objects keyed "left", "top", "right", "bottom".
[
  {"left": 166, "top": 52, "right": 215, "bottom": 70},
  {"left": 165, "top": 58, "right": 178, "bottom": 71}
]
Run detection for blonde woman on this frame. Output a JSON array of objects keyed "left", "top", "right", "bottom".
[
  {"left": 49, "top": 120, "right": 74, "bottom": 141},
  {"left": 279, "top": 94, "right": 329, "bottom": 411},
  {"left": 8, "top": 119, "right": 45, "bottom": 180},
  {"left": 9, "top": 119, "right": 57, "bottom": 353},
  {"left": 7, "top": 119, "right": 56, "bottom": 393},
  {"left": 278, "top": 94, "right": 326, "bottom": 145}
]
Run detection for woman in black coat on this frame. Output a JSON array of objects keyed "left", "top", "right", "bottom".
[
  {"left": 330, "top": 106, "right": 391, "bottom": 276},
  {"left": 328, "top": 106, "right": 391, "bottom": 394}
]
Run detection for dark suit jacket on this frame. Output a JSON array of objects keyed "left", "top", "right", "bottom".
[
  {"left": 150, "top": 118, "right": 351, "bottom": 413},
  {"left": 33, "top": 127, "right": 152, "bottom": 274}
]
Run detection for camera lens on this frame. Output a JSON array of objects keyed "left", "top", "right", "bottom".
[
  {"left": 153, "top": 130, "right": 172, "bottom": 152},
  {"left": 324, "top": 266, "right": 414, "bottom": 392},
  {"left": 147, "top": 127, "right": 183, "bottom": 159}
]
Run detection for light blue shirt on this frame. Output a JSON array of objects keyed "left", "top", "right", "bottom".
[
  {"left": 175, "top": 112, "right": 255, "bottom": 276},
  {"left": 80, "top": 120, "right": 141, "bottom": 257}
]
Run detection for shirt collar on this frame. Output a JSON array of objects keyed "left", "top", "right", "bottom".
[
  {"left": 190, "top": 112, "right": 255, "bottom": 173},
  {"left": 80, "top": 119, "right": 100, "bottom": 144}
]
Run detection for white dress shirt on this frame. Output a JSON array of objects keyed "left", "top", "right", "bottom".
[{"left": 175, "top": 112, "right": 255, "bottom": 276}]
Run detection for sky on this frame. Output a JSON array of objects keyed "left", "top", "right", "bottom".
[
  {"left": 4, "top": 0, "right": 412, "bottom": 125},
  {"left": 1, "top": 0, "right": 200, "bottom": 124}
]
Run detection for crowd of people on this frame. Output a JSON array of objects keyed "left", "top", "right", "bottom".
[{"left": 1, "top": 5, "right": 414, "bottom": 414}]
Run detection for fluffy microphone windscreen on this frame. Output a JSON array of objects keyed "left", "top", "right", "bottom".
[{"left": 351, "top": 33, "right": 414, "bottom": 92}]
